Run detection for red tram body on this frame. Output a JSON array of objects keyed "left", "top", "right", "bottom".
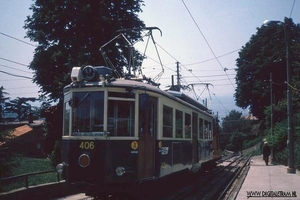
[{"left": 56, "top": 65, "right": 222, "bottom": 197}]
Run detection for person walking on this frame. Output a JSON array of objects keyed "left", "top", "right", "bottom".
[{"left": 262, "top": 142, "right": 271, "bottom": 165}]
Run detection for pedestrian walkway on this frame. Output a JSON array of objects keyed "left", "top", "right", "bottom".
[{"left": 236, "top": 155, "right": 300, "bottom": 200}]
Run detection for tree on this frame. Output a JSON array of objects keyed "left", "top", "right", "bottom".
[
  {"left": 0, "top": 86, "right": 9, "bottom": 122},
  {"left": 24, "top": 0, "right": 146, "bottom": 101},
  {"left": 5, "top": 97, "right": 36, "bottom": 122},
  {"left": 222, "top": 110, "right": 246, "bottom": 133},
  {"left": 235, "top": 18, "right": 300, "bottom": 120},
  {"left": 23, "top": 0, "right": 146, "bottom": 152}
]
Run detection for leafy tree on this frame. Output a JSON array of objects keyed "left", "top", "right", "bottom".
[
  {"left": 226, "top": 131, "right": 247, "bottom": 152},
  {"left": 24, "top": 0, "right": 146, "bottom": 153},
  {"left": 235, "top": 18, "right": 300, "bottom": 120},
  {"left": 0, "top": 86, "right": 9, "bottom": 122},
  {"left": 222, "top": 110, "right": 252, "bottom": 133},
  {"left": 24, "top": 0, "right": 146, "bottom": 101},
  {"left": 4, "top": 97, "right": 36, "bottom": 121},
  {"left": 41, "top": 104, "right": 62, "bottom": 154}
]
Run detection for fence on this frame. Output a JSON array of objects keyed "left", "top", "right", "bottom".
[
  {"left": 0, "top": 170, "right": 61, "bottom": 192},
  {"left": 240, "top": 142, "right": 262, "bottom": 156}
]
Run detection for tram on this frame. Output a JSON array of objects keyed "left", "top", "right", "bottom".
[{"left": 56, "top": 29, "right": 222, "bottom": 198}]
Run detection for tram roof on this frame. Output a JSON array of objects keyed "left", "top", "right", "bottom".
[{"left": 64, "top": 78, "right": 213, "bottom": 115}]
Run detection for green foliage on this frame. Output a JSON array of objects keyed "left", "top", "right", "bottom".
[
  {"left": 243, "top": 137, "right": 261, "bottom": 149},
  {"left": 222, "top": 109, "right": 254, "bottom": 133},
  {"left": 274, "top": 148, "right": 288, "bottom": 166},
  {"left": 0, "top": 86, "right": 10, "bottom": 122},
  {"left": 226, "top": 131, "right": 248, "bottom": 152},
  {"left": 23, "top": 0, "right": 147, "bottom": 155},
  {"left": 24, "top": 0, "right": 146, "bottom": 101},
  {"left": 0, "top": 129, "right": 19, "bottom": 177},
  {"left": 41, "top": 104, "right": 63, "bottom": 154},
  {"left": 1, "top": 157, "right": 56, "bottom": 192},
  {"left": 264, "top": 116, "right": 300, "bottom": 169},
  {"left": 4, "top": 97, "right": 36, "bottom": 121},
  {"left": 264, "top": 100, "right": 287, "bottom": 126},
  {"left": 264, "top": 120, "right": 287, "bottom": 150},
  {"left": 235, "top": 18, "right": 300, "bottom": 120},
  {"left": 222, "top": 110, "right": 242, "bottom": 132}
]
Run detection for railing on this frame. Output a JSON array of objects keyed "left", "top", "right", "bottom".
[
  {"left": 0, "top": 170, "right": 62, "bottom": 192},
  {"left": 241, "top": 143, "right": 262, "bottom": 156}
]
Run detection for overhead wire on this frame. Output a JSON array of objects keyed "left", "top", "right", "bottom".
[
  {"left": 1, "top": 23, "right": 236, "bottom": 112},
  {"left": 0, "top": 31, "right": 37, "bottom": 47},
  {"left": 181, "top": 0, "right": 235, "bottom": 89},
  {"left": 0, "top": 56, "right": 28, "bottom": 67},
  {"left": 0, "top": 70, "right": 32, "bottom": 79},
  {"left": 141, "top": 31, "right": 233, "bottom": 112},
  {"left": 0, "top": 64, "right": 33, "bottom": 74}
]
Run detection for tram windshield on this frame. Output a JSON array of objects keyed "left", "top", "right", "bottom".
[{"left": 71, "top": 91, "right": 104, "bottom": 136}]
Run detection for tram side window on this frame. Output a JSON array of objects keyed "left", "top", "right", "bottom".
[
  {"left": 199, "top": 118, "right": 203, "bottom": 139},
  {"left": 204, "top": 120, "right": 212, "bottom": 139},
  {"left": 175, "top": 110, "right": 183, "bottom": 138},
  {"left": 185, "top": 113, "right": 191, "bottom": 139},
  {"left": 108, "top": 100, "right": 135, "bottom": 136},
  {"left": 163, "top": 105, "right": 173, "bottom": 137},
  {"left": 208, "top": 122, "right": 212, "bottom": 139},
  {"left": 192, "top": 112, "right": 198, "bottom": 139}
]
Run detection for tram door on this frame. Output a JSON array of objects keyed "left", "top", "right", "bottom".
[{"left": 138, "top": 94, "right": 157, "bottom": 179}]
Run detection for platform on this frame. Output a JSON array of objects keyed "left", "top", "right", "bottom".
[{"left": 236, "top": 155, "right": 300, "bottom": 200}]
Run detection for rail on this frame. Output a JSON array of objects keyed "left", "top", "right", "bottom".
[{"left": 0, "top": 169, "right": 61, "bottom": 191}]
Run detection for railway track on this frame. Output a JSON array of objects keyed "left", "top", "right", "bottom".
[
  {"left": 53, "top": 156, "right": 251, "bottom": 200},
  {"left": 163, "top": 155, "right": 251, "bottom": 200}
]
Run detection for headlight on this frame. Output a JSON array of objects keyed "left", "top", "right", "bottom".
[
  {"left": 115, "top": 166, "right": 125, "bottom": 176},
  {"left": 78, "top": 154, "right": 90, "bottom": 168},
  {"left": 56, "top": 163, "right": 64, "bottom": 174}
]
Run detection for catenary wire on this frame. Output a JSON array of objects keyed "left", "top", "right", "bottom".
[
  {"left": 181, "top": 0, "right": 235, "bottom": 89},
  {"left": 0, "top": 70, "right": 32, "bottom": 79},
  {"left": 0, "top": 31, "right": 37, "bottom": 47},
  {"left": 0, "top": 64, "right": 33, "bottom": 74}
]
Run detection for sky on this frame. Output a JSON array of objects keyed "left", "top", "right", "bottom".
[{"left": 0, "top": 0, "right": 299, "bottom": 119}]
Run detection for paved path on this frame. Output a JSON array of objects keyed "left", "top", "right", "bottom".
[{"left": 236, "top": 155, "right": 300, "bottom": 200}]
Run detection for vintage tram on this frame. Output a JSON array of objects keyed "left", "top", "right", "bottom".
[{"left": 56, "top": 64, "right": 222, "bottom": 198}]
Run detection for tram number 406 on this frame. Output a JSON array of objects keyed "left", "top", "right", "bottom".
[{"left": 79, "top": 141, "right": 95, "bottom": 150}]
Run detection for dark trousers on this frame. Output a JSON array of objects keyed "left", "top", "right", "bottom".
[{"left": 263, "top": 155, "right": 269, "bottom": 165}]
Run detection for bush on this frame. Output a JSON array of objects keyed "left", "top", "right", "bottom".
[
  {"left": 0, "top": 129, "right": 21, "bottom": 177},
  {"left": 275, "top": 147, "right": 288, "bottom": 166}
]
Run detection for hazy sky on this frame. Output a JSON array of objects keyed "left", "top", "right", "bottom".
[{"left": 0, "top": 0, "right": 299, "bottom": 119}]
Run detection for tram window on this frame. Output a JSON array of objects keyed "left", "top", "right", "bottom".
[
  {"left": 163, "top": 105, "right": 173, "bottom": 138},
  {"left": 208, "top": 122, "right": 212, "bottom": 139},
  {"left": 199, "top": 118, "right": 203, "bottom": 139},
  {"left": 204, "top": 120, "right": 212, "bottom": 139},
  {"left": 192, "top": 112, "right": 198, "bottom": 139},
  {"left": 108, "top": 100, "right": 135, "bottom": 136},
  {"left": 72, "top": 91, "right": 104, "bottom": 135},
  {"left": 63, "top": 102, "right": 70, "bottom": 136},
  {"left": 138, "top": 95, "right": 157, "bottom": 137},
  {"left": 185, "top": 113, "right": 191, "bottom": 139},
  {"left": 108, "top": 91, "right": 135, "bottom": 98},
  {"left": 175, "top": 110, "right": 183, "bottom": 138}
]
